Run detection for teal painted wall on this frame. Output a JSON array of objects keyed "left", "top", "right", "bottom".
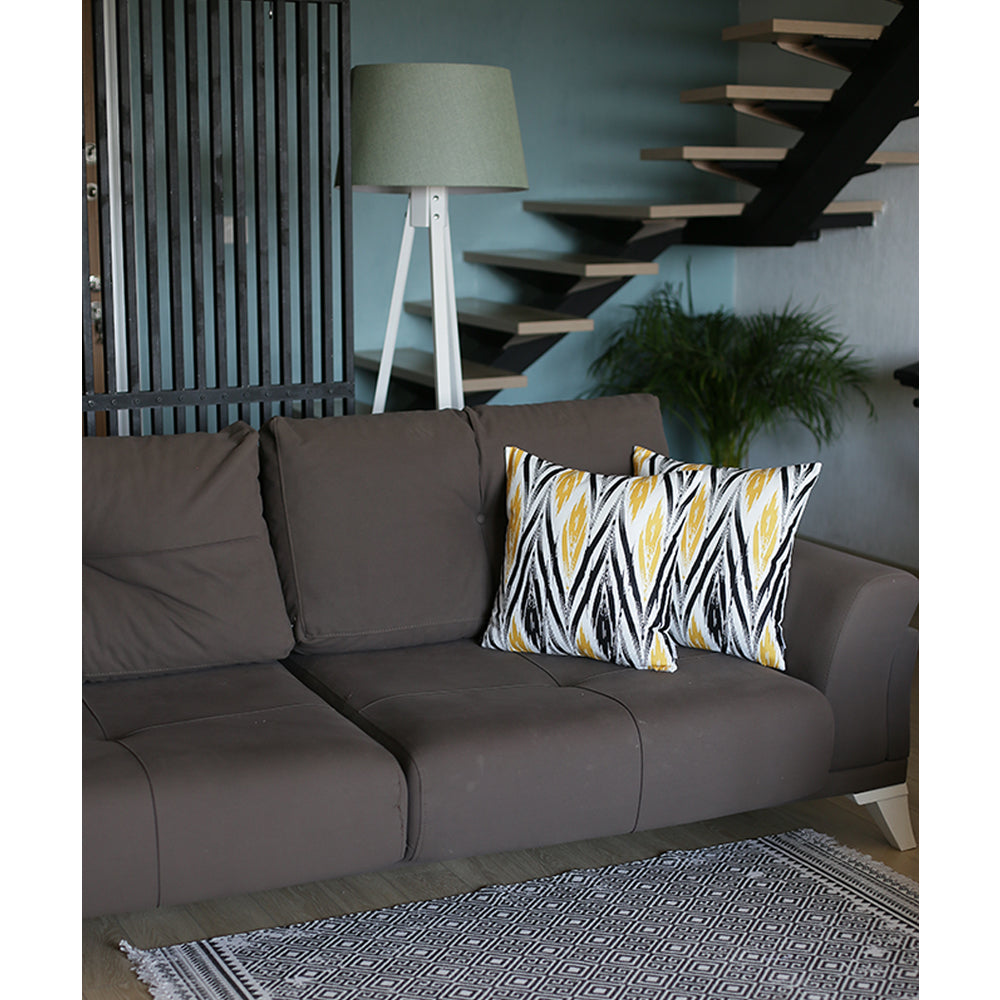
[{"left": 349, "top": 0, "right": 739, "bottom": 411}]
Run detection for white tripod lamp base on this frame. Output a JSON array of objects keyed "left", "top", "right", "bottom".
[{"left": 372, "top": 187, "right": 464, "bottom": 414}]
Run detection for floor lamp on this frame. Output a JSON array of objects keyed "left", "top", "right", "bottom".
[{"left": 351, "top": 63, "right": 528, "bottom": 412}]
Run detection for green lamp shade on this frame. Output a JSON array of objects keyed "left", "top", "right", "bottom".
[{"left": 351, "top": 63, "right": 528, "bottom": 193}]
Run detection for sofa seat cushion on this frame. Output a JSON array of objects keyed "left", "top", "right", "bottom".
[
  {"left": 83, "top": 710, "right": 159, "bottom": 918},
  {"left": 82, "top": 662, "right": 407, "bottom": 916},
  {"left": 259, "top": 409, "right": 494, "bottom": 653},
  {"left": 285, "top": 642, "right": 644, "bottom": 863},
  {"left": 83, "top": 422, "right": 294, "bottom": 679},
  {"left": 524, "top": 646, "right": 836, "bottom": 831},
  {"left": 287, "top": 640, "right": 834, "bottom": 863}
]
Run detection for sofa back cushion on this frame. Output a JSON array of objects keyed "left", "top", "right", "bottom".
[
  {"left": 466, "top": 394, "right": 670, "bottom": 583},
  {"left": 83, "top": 422, "right": 294, "bottom": 680},
  {"left": 259, "top": 409, "right": 493, "bottom": 653}
]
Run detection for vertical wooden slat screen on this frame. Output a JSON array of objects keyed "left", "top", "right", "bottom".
[
  {"left": 83, "top": 0, "right": 354, "bottom": 435},
  {"left": 116, "top": 0, "right": 143, "bottom": 435}
]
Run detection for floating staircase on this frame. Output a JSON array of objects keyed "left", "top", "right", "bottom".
[{"left": 373, "top": 2, "right": 918, "bottom": 410}]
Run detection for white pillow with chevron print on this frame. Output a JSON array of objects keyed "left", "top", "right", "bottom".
[
  {"left": 633, "top": 446, "right": 821, "bottom": 671},
  {"left": 482, "top": 448, "right": 700, "bottom": 671}
]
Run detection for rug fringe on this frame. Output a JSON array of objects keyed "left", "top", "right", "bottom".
[
  {"left": 120, "top": 940, "right": 191, "bottom": 1000},
  {"left": 788, "top": 827, "right": 919, "bottom": 894}
]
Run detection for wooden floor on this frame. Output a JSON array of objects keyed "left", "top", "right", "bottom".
[{"left": 83, "top": 668, "right": 918, "bottom": 1000}]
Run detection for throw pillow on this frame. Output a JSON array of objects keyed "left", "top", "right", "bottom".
[
  {"left": 482, "top": 447, "right": 698, "bottom": 671},
  {"left": 633, "top": 446, "right": 821, "bottom": 670}
]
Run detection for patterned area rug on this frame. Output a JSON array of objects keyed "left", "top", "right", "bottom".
[{"left": 122, "top": 829, "right": 917, "bottom": 999}]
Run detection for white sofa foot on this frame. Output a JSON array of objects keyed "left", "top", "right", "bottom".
[{"left": 849, "top": 783, "right": 916, "bottom": 851}]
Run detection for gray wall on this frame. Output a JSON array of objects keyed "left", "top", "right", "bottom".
[{"left": 732, "top": 0, "right": 918, "bottom": 569}]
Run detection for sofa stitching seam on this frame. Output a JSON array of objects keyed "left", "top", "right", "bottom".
[
  {"left": 83, "top": 533, "right": 266, "bottom": 561},
  {"left": 844, "top": 580, "right": 909, "bottom": 766},
  {"left": 82, "top": 696, "right": 109, "bottom": 740},
  {"left": 114, "top": 739, "right": 163, "bottom": 908},
  {"left": 304, "top": 616, "right": 484, "bottom": 642},
  {"left": 106, "top": 701, "right": 330, "bottom": 740},
  {"left": 818, "top": 572, "right": 910, "bottom": 693},
  {"left": 270, "top": 425, "right": 308, "bottom": 638},
  {"left": 568, "top": 685, "right": 646, "bottom": 834},
  {"left": 356, "top": 681, "right": 561, "bottom": 715},
  {"left": 299, "top": 687, "right": 419, "bottom": 861}
]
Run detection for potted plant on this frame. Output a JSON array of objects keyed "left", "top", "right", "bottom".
[{"left": 588, "top": 271, "right": 875, "bottom": 467}]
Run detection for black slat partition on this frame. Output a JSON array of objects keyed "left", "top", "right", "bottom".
[{"left": 83, "top": 0, "right": 354, "bottom": 435}]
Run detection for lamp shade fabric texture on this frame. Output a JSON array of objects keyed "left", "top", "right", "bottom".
[{"left": 351, "top": 63, "right": 528, "bottom": 192}]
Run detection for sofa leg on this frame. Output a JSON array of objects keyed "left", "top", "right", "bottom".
[{"left": 849, "top": 783, "right": 917, "bottom": 851}]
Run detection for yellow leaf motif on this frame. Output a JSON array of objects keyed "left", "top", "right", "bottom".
[
  {"left": 554, "top": 469, "right": 585, "bottom": 513},
  {"left": 751, "top": 493, "right": 780, "bottom": 587},
  {"left": 509, "top": 619, "right": 531, "bottom": 654},
  {"left": 743, "top": 468, "right": 775, "bottom": 512},
  {"left": 561, "top": 494, "right": 589, "bottom": 579},
  {"left": 628, "top": 476, "right": 655, "bottom": 521},
  {"left": 688, "top": 617, "right": 709, "bottom": 650},
  {"left": 506, "top": 447, "right": 525, "bottom": 493},
  {"left": 679, "top": 484, "right": 708, "bottom": 573},
  {"left": 632, "top": 446, "right": 655, "bottom": 474},
  {"left": 577, "top": 627, "right": 597, "bottom": 661},
  {"left": 636, "top": 498, "right": 665, "bottom": 596},
  {"left": 648, "top": 632, "right": 674, "bottom": 671},
  {"left": 758, "top": 624, "right": 781, "bottom": 669}
]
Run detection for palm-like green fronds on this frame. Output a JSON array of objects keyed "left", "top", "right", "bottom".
[{"left": 589, "top": 281, "right": 874, "bottom": 467}]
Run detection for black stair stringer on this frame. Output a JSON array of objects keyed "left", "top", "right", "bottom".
[
  {"left": 683, "top": 0, "right": 918, "bottom": 247},
  {"left": 792, "top": 36, "right": 882, "bottom": 73}
]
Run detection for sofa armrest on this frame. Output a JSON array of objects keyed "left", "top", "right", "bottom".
[{"left": 782, "top": 539, "right": 918, "bottom": 773}]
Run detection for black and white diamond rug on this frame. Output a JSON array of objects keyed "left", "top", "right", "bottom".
[{"left": 122, "top": 829, "right": 918, "bottom": 999}]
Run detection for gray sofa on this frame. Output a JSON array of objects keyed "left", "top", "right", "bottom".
[{"left": 82, "top": 394, "right": 918, "bottom": 919}]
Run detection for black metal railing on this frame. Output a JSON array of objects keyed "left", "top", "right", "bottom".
[{"left": 84, "top": 0, "right": 353, "bottom": 435}]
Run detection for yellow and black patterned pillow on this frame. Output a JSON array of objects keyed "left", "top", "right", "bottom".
[
  {"left": 482, "top": 448, "right": 700, "bottom": 671},
  {"left": 633, "top": 446, "right": 821, "bottom": 671}
]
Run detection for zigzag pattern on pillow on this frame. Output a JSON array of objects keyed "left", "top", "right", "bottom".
[
  {"left": 633, "top": 446, "right": 821, "bottom": 670},
  {"left": 482, "top": 448, "right": 699, "bottom": 671}
]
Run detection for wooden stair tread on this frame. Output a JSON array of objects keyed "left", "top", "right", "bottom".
[
  {"left": 464, "top": 249, "right": 659, "bottom": 278},
  {"left": 524, "top": 199, "right": 748, "bottom": 220},
  {"left": 641, "top": 145, "right": 917, "bottom": 165},
  {"left": 868, "top": 150, "right": 919, "bottom": 165},
  {"left": 356, "top": 348, "right": 528, "bottom": 392},
  {"left": 642, "top": 145, "right": 793, "bottom": 162},
  {"left": 523, "top": 198, "right": 883, "bottom": 220},
  {"left": 681, "top": 84, "right": 835, "bottom": 104},
  {"left": 814, "top": 199, "right": 885, "bottom": 215},
  {"left": 722, "top": 19, "right": 884, "bottom": 44},
  {"left": 405, "top": 298, "right": 593, "bottom": 336},
  {"left": 680, "top": 86, "right": 915, "bottom": 128}
]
